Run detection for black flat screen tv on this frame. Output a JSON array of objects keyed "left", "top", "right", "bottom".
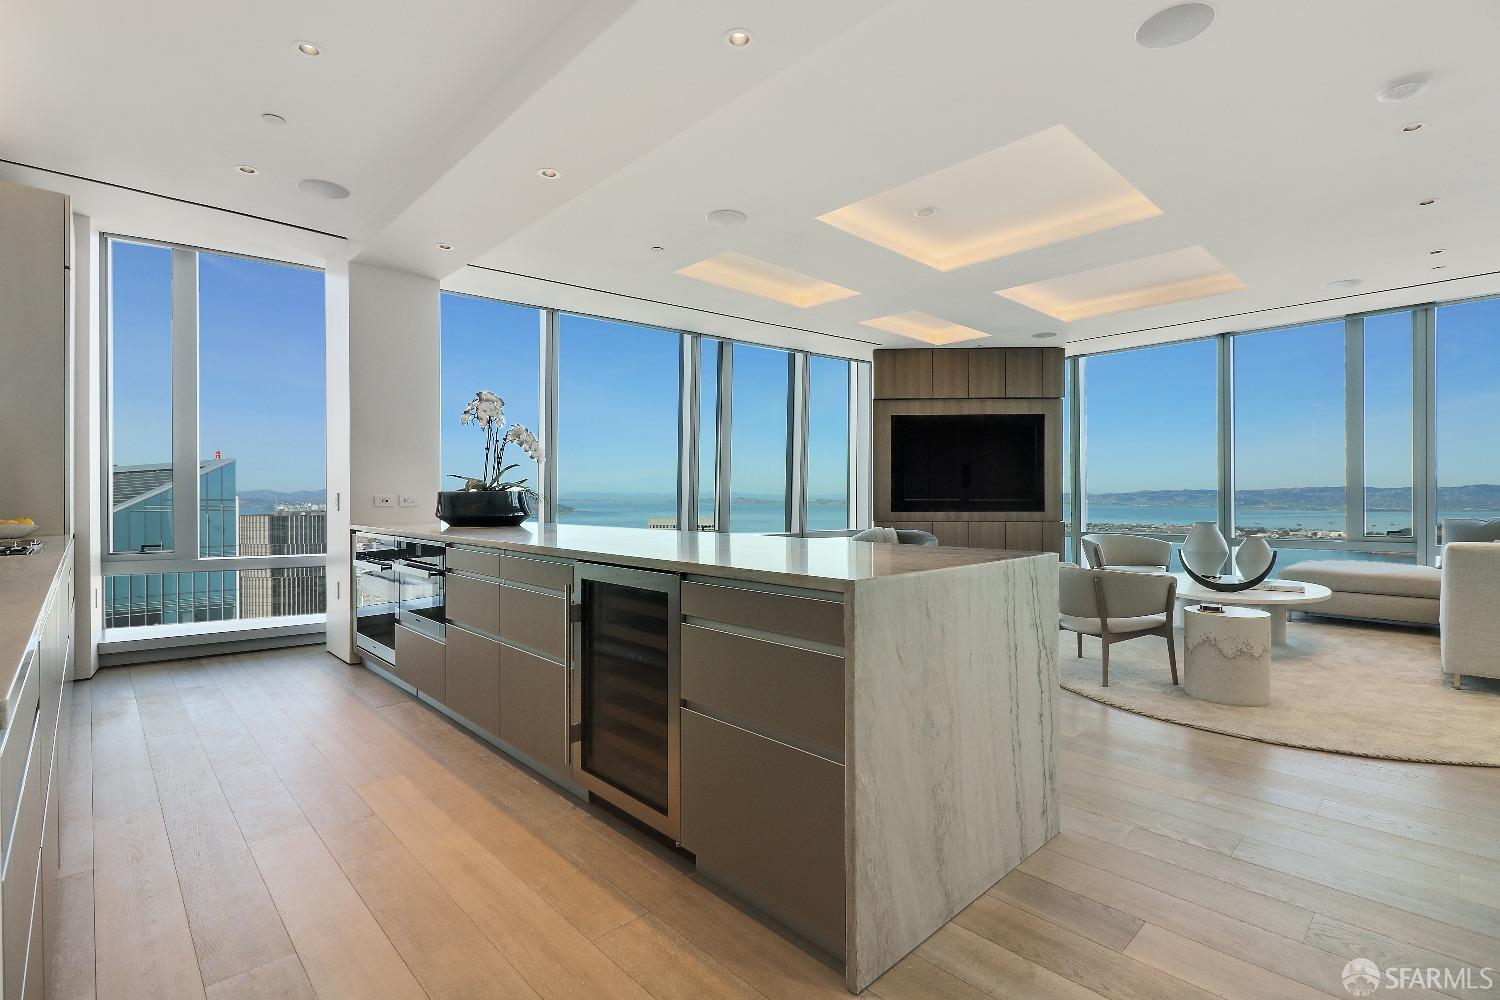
[{"left": 890, "top": 413, "right": 1045, "bottom": 513}]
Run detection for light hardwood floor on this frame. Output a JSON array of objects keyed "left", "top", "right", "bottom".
[{"left": 46, "top": 645, "right": 1500, "bottom": 1000}]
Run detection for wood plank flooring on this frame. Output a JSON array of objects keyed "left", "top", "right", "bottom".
[{"left": 47, "top": 644, "right": 1500, "bottom": 999}]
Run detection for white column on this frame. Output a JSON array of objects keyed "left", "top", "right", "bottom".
[{"left": 325, "top": 260, "right": 442, "bottom": 662}]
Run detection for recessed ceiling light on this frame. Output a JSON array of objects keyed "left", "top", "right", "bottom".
[
  {"left": 296, "top": 40, "right": 322, "bottom": 56},
  {"left": 650, "top": 245, "right": 665, "bottom": 252},
  {"left": 1032, "top": 331, "right": 1059, "bottom": 339},
  {"left": 236, "top": 164, "right": 258, "bottom": 175},
  {"left": 913, "top": 206, "right": 938, "bottom": 218},
  {"left": 537, "top": 167, "right": 559, "bottom": 179},
  {"left": 436, "top": 244, "right": 453, "bottom": 251},
  {"left": 1429, "top": 249, "right": 1445, "bottom": 255},
  {"left": 1135, "top": 3, "right": 1216, "bottom": 48},
  {"left": 1377, "top": 75, "right": 1427, "bottom": 103},
  {"left": 260, "top": 112, "right": 287, "bottom": 126},
  {"left": 1327, "top": 278, "right": 1362, "bottom": 289},
  {"left": 298, "top": 178, "right": 351, "bottom": 200},
  {"left": 1419, "top": 198, "right": 1437, "bottom": 206},
  {"left": 1432, "top": 265, "right": 1446, "bottom": 270},
  {"left": 1402, "top": 122, "right": 1424, "bottom": 132},
  {"left": 724, "top": 29, "right": 752, "bottom": 47},
  {"left": 706, "top": 208, "right": 748, "bottom": 226}
]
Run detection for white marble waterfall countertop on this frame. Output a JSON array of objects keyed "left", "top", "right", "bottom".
[{"left": 351, "top": 521, "right": 1050, "bottom": 591}]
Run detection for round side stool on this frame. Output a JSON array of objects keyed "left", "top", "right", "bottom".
[{"left": 1183, "top": 605, "right": 1271, "bottom": 706}]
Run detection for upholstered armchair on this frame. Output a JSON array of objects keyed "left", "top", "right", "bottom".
[
  {"left": 1079, "top": 533, "right": 1173, "bottom": 573},
  {"left": 851, "top": 527, "right": 940, "bottom": 546},
  {"left": 1440, "top": 542, "right": 1500, "bottom": 689},
  {"left": 1059, "top": 565, "right": 1178, "bottom": 687}
]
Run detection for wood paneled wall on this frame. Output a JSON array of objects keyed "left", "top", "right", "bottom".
[{"left": 873, "top": 347, "right": 1065, "bottom": 556}]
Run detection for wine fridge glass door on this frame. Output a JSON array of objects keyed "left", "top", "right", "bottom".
[{"left": 572, "top": 563, "right": 680, "bottom": 839}]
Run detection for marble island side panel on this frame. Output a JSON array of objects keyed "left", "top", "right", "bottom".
[{"left": 844, "top": 552, "right": 1059, "bottom": 992}]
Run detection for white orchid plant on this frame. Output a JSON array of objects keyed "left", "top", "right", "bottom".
[{"left": 449, "top": 390, "right": 543, "bottom": 500}]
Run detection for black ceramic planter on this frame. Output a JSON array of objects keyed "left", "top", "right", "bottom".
[{"left": 435, "top": 489, "right": 531, "bottom": 527}]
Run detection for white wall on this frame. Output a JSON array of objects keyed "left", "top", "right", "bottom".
[
  {"left": 71, "top": 213, "right": 102, "bottom": 678},
  {"left": 0, "top": 182, "right": 70, "bottom": 534},
  {"left": 325, "top": 261, "right": 441, "bottom": 661}
]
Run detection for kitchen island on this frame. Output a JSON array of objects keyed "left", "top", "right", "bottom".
[{"left": 350, "top": 522, "right": 1059, "bottom": 992}]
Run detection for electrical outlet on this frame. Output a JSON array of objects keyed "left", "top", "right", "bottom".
[
  {"left": 398, "top": 494, "right": 418, "bottom": 508},
  {"left": 373, "top": 494, "right": 395, "bottom": 508}
]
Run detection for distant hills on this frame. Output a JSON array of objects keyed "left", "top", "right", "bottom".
[
  {"left": 1074, "top": 485, "right": 1500, "bottom": 511},
  {"left": 238, "top": 489, "right": 327, "bottom": 514}
]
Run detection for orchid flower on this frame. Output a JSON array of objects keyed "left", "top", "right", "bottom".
[{"left": 447, "top": 389, "right": 542, "bottom": 501}]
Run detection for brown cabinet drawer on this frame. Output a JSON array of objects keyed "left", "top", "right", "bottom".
[
  {"left": 1, "top": 654, "right": 39, "bottom": 864},
  {"left": 445, "top": 626, "right": 501, "bottom": 738},
  {"left": 499, "top": 645, "right": 569, "bottom": 776},
  {"left": 447, "top": 546, "right": 501, "bottom": 579},
  {"left": 3, "top": 723, "right": 43, "bottom": 1000},
  {"left": 682, "top": 581, "right": 843, "bottom": 647},
  {"left": 680, "top": 709, "right": 844, "bottom": 957},
  {"left": 447, "top": 573, "right": 501, "bottom": 637},
  {"left": 495, "top": 553, "right": 572, "bottom": 592},
  {"left": 496, "top": 586, "right": 567, "bottom": 662},
  {"left": 395, "top": 624, "right": 446, "bottom": 701},
  {"left": 681, "top": 624, "right": 843, "bottom": 756}
]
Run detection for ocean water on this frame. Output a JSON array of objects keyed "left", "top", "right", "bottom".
[
  {"left": 1080, "top": 504, "right": 1500, "bottom": 535},
  {"left": 551, "top": 493, "right": 849, "bottom": 533}
]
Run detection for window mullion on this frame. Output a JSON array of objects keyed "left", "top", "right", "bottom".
[
  {"left": 787, "top": 352, "right": 810, "bottom": 535},
  {"left": 1217, "top": 334, "right": 1235, "bottom": 544},
  {"left": 678, "top": 333, "right": 701, "bottom": 532},
  {"left": 1414, "top": 306, "right": 1438, "bottom": 564},
  {"left": 1344, "top": 316, "right": 1365, "bottom": 544},
  {"left": 714, "top": 344, "right": 734, "bottom": 532},
  {"left": 171, "top": 247, "right": 200, "bottom": 560},
  {"left": 538, "top": 308, "right": 559, "bottom": 523}
]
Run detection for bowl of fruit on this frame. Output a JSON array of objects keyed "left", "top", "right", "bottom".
[{"left": 0, "top": 518, "right": 37, "bottom": 540}]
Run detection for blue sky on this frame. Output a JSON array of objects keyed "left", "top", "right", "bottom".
[
  {"left": 111, "top": 242, "right": 326, "bottom": 493},
  {"left": 440, "top": 294, "right": 851, "bottom": 498},
  {"left": 113, "top": 243, "right": 1492, "bottom": 504},
  {"left": 1081, "top": 306, "right": 1497, "bottom": 494}
]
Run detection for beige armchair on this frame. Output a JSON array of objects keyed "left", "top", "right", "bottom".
[
  {"left": 1080, "top": 533, "right": 1172, "bottom": 573},
  {"left": 1059, "top": 564, "right": 1178, "bottom": 687},
  {"left": 1440, "top": 542, "right": 1500, "bottom": 689}
]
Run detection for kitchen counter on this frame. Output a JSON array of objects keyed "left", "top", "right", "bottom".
[
  {"left": 351, "top": 520, "right": 1035, "bottom": 592},
  {"left": 0, "top": 535, "right": 70, "bottom": 729},
  {"left": 350, "top": 523, "right": 1059, "bottom": 991}
]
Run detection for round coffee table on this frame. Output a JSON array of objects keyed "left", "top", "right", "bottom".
[
  {"left": 1171, "top": 573, "right": 1331, "bottom": 647},
  {"left": 1183, "top": 605, "right": 1271, "bottom": 706}
]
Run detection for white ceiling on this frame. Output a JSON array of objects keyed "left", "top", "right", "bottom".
[{"left": 6, "top": 0, "right": 1498, "bottom": 355}]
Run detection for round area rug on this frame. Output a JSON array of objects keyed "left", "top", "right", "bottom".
[{"left": 1058, "top": 616, "right": 1500, "bottom": 766}]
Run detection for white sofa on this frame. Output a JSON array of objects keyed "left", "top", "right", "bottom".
[
  {"left": 1440, "top": 542, "right": 1500, "bottom": 689},
  {"left": 1281, "top": 560, "right": 1441, "bottom": 626}
]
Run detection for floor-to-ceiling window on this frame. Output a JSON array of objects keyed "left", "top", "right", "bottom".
[
  {"left": 728, "top": 344, "right": 793, "bottom": 533},
  {"left": 1435, "top": 299, "right": 1500, "bottom": 540},
  {"left": 806, "top": 355, "right": 852, "bottom": 531},
  {"left": 104, "top": 238, "right": 327, "bottom": 631},
  {"left": 1083, "top": 339, "right": 1218, "bottom": 540},
  {"left": 556, "top": 314, "right": 680, "bottom": 528},
  {"left": 1362, "top": 311, "right": 1414, "bottom": 541},
  {"left": 439, "top": 294, "right": 542, "bottom": 515},
  {"left": 1232, "top": 320, "right": 1347, "bottom": 568},
  {"left": 1066, "top": 299, "right": 1484, "bottom": 567},
  {"left": 437, "top": 294, "right": 870, "bottom": 537}
]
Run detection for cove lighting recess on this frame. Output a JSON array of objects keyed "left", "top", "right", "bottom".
[
  {"left": 676, "top": 252, "right": 859, "bottom": 308},
  {"left": 817, "top": 125, "right": 1161, "bottom": 271},
  {"left": 996, "top": 246, "right": 1244, "bottom": 322},
  {"left": 860, "top": 311, "right": 991, "bottom": 346}
]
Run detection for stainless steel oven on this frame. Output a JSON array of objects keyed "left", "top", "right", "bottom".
[
  {"left": 394, "top": 538, "right": 446, "bottom": 643},
  {"left": 353, "top": 533, "right": 400, "bottom": 662},
  {"left": 570, "top": 563, "right": 681, "bottom": 840}
]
